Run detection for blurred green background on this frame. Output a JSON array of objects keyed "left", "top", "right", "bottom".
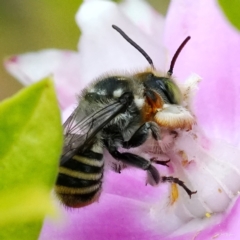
[{"left": 0, "top": 0, "right": 170, "bottom": 101}]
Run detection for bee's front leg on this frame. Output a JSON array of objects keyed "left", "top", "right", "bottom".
[{"left": 122, "top": 122, "right": 161, "bottom": 149}]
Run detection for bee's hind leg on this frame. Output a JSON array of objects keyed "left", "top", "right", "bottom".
[
  {"left": 150, "top": 157, "right": 170, "bottom": 167},
  {"left": 105, "top": 142, "right": 197, "bottom": 197}
]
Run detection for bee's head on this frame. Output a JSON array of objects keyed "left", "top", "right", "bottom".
[
  {"left": 112, "top": 25, "right": 195, "bottom": 130},
  {"left": 139, "top": 35, "right": 191, "bottom": 107},
  {"left": 142, "top": 72, "right": 195, "bottom": 130},
  {"left": 112, "top": 24, "right": 190, "bottom": 106}
]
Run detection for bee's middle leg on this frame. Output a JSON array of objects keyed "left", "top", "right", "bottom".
[{"left": 106, "top": 143, "right": 160, "bottom": 185}]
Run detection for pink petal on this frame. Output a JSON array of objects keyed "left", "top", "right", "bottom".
[
  {"left": 40, "top": 193, "right": 168, "bottom": 240},
  {"left": 4, "top": 50, "right": 82, "bottom": 109},
  {"left": 163, "top": 0, "right": 240, "bottom": 239},
  {"left": 40, "top": 155, "right": 172, "bottom": 240},
  {"left": 164, "top": 0, "right": 240, "bottom": 145}
]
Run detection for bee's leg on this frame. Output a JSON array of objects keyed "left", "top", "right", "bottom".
[
  {"left": 161, "top": 176, "right": 197, "bottom": 198},
  {"left": 150, "top": 157, "right": 170, "bottom": 167},
  {"left": 106, "top": 143, "right": 196, "bottom": 197},
  {"left": 111, "top": 161, "right": 127, "bottom": 173},
  {"left": 106, "top": 145, "right": 160, "bottom": 185},
  {"left": 122, "top": 122, "right": 160, "bottom": 149}
]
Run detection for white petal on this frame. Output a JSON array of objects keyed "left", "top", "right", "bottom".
[
  {"left": 147, "top": 127, "right": 240, "bottom": 235},
  {"left": 75, "top": 0, "right": 166, "bottom": 84},
  {"left": 5, "top": 50, "right": 74, "bottom": 84},
  {"left": 5, "top": 50, "right": 83, "bottom": 109},
  {"left": 120, "top": 0, "right": 165, "bottom": 44}
]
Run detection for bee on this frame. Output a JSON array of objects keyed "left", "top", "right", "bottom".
[{"left": 55, "top": 25, "right": 197, "bottom": 208}]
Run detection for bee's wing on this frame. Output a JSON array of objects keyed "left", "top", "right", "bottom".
[{"left": 60, "top": 93, "right": 133, "bottom": 165}]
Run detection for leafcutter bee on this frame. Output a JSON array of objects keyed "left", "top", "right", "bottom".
[{"left": 55, "top": 25, "right": 197, "bottom": 208}]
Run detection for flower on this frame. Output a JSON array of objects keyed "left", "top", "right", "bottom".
[{"left": 4, "top": 0, "right": 240, "bottom": 239}]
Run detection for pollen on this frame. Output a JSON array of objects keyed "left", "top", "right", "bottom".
[
  {"left": 205, "top": 212, "right": 212, "bottom": 218},
  {"left": 170, "top": 183, "right": 179, "bottom": 205},
  {"left": 178, "top": 150, "right": 189, "bottom": 167}
]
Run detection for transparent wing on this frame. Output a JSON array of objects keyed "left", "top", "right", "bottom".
[{"left": 60, "top": 92, "right": 133, "bottom": 165}]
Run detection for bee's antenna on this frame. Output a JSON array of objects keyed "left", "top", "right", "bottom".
[
  {"left": 112, "top": 25, "right": 155, "bottom": 71},
  {"left": 167, "top": 36, "right": 191, "bottom": 76}
]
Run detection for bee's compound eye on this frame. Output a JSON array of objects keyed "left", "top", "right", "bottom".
[
  {"left": 144, "top": 75, "right": 182, "bottom": 104},
  {"left": 163, "top": 80, "right": 182, "bottom": 104}
]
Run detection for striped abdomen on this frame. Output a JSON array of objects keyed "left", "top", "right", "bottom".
[{"left": 55, "top": 147, "right": 104, "bottom": 208}]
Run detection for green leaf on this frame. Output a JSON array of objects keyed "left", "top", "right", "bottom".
[
  {"left": 0, "top": 78, "right": 63, "bottom": 240},
  {"left": 218, "top": 0, "right": 240, "bottom": 30},
  {"left": 111, "top": 0, "right": 123, "bottom": 3}
]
